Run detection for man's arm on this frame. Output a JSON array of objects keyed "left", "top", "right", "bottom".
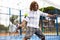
[
  {"left": 47, "top": 14, "right": 57, "bottom": 18},
  {"left": 40, "top": 11, "right": 57, "bottom": 18}
]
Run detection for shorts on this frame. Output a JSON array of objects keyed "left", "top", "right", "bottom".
[{"left": 24, "top": 27, "right": 45, "bottom": 39}]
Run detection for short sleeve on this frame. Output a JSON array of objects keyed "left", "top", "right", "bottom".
[{"left": 39, "top": 11, "right": 48, "bottom": 17}]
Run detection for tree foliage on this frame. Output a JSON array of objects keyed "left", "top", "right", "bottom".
[
  {"left": 10, "top": 15, "right": 18, "bottom": 24},
  {"left": 0, "top": 24, "right": 8, "bottom": 32},
  {"left": 39, "top": 6, "right": 60, "bottom": 15}
]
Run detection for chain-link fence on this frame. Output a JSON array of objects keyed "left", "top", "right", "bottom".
[{"left": 0, "top": 6, "right": 60, "bottom": 36}]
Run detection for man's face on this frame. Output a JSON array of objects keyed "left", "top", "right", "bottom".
[{"left": 33, "top": 4, "right": 38, "bottom": 11}]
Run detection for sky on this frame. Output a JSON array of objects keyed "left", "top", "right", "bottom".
[{"left": 0, "top": 0, "right": 60, "bottom": 26}]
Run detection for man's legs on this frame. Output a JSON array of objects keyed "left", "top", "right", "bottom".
[
  {"left": 35, "top": 28, "right": 45, "bottom": 40},
  {"left": 23, "top": 27, "right": 36, "bottom": 40}
]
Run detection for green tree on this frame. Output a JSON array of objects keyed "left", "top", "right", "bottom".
[
  {"left": 0, "top": 24, "right": 8, "bottom": 32},
  {"left": 10, "top": 15, "right": 18, "bottom": 24},
  {"left": 39, "top": 6, "right": 60, "bottom": 15}
]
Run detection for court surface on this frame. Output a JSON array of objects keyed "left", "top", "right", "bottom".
[{"left": 0, "top": 34, "right": 60, "bottom": 40}]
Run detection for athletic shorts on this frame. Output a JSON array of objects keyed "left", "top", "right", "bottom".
[{"left": 24, "top": 27, "right": 45, "bottom": 39}]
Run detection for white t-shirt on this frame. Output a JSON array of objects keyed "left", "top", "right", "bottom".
[{"left": 24, "top": 10, "right": 48, "bottom": 28}]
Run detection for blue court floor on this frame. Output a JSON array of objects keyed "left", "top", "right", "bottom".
[{"left": 0, "top": 35, "right": 60, "bottom": 40}]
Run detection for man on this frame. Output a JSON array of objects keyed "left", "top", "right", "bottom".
[{"left": 19, "top": 1, "right": 56, "bottom": 40}]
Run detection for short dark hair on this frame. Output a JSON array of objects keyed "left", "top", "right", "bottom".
[{"left": 30, "top": 1, "right": 39, "bottom": 11}]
